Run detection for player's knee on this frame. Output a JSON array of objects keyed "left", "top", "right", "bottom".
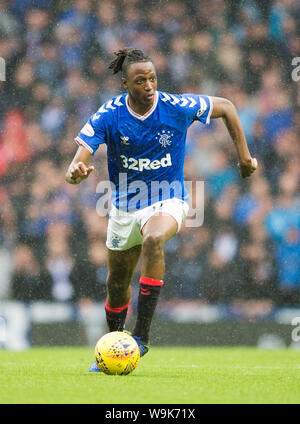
[
  {"left": 107, "top": 272, "right": 130, "bottom": 292},
  {"left": 142, "top": 232, "right": 164, "bottom": 254}
]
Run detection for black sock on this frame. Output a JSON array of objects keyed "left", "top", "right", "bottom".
[
  {"left": 105, "top": 300, "right": 129, "bottom": 332},
  {"left": 133, "top": 276, "right": 164, "bottom": 344}
]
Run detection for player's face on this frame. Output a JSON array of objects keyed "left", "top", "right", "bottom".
[{"left": 123, "top": 61, "right": 157, "bottom": 108}]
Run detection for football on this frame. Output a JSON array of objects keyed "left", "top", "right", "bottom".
[{"left": 94, "top": 331, "right": 140, "bottom": 375}]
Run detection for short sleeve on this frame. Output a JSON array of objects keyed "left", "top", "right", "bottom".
[
  {"left": 75, "top": 112, "right": 107, "bottom": 155},
  {"left": 181, "top": 93, "right": 213, "bottom": 125}
]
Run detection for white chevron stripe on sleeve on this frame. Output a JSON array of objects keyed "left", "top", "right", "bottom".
[
  {"left": 92, "top": 102, "right": 109, "bottom": 120},
  {"left": 179, "top": 97, "right": 189, "bottom": 107},
  {"left": 161, "top": 92, "right": 171, "bottom": 102},
  {"left": 187, "top": 97, "right": 197, "bottom": 108},
  {"left": 170, "top": 95, "right": 180, "bottom": 105},
  {"left": 106, "top": 100, "right": 116, "bottom": 110},
  {"left": 92, "top": 113, "right": 100, "bottom": 121},
  {"left": 114, "top": 96, "right": 123, "bottom": 106}
]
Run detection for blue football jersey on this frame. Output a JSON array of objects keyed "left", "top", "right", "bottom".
[{"left": 75, "top": 91, "right": 213, "bottom": 211}]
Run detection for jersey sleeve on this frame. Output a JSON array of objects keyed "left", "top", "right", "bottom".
[
  {"left": 180, "top": 93, "right": 213, "bottom": 125},
  {"left": 75, "top": 110, "right": 107, "bottom": 155}
]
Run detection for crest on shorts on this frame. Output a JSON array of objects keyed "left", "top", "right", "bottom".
[
  {"left": 111, "top": 235, "right": 121, "bottom": 248},
  {"left": 155, "top": 130, "right": 173, "bottom": 148}
]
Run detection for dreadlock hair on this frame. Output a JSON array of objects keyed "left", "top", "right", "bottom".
[{"left": 108, "top": 48, "right": 152, "bottom": 77}]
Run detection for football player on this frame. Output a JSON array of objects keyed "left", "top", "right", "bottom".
[{"left": 65, "top": 48, "right": 257, "bottom": 372}]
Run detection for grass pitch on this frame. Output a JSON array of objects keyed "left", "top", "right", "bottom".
[{"left": 0, "top": 346, "right": 299, "bottom": 404}]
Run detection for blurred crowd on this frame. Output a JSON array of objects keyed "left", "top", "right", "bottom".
[{"left": 1, "top": 0, "right": 300, "bottom": 317}]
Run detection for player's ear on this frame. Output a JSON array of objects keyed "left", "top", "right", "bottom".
[{"left": 122, "top": 77, "right": 128, "bottom": 90}]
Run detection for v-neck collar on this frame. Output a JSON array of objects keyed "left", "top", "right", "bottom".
[{"left": 125, "top": 91, "right": 158, "bottom": 121}]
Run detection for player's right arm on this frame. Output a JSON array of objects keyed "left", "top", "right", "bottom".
[
  {"left": 66, "top": 100, "right": 110, "bottom": 184},
  {"left": 65, "top": 146, "right": 94, "bottom": 184}
]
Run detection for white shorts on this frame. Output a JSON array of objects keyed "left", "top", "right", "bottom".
[{"left": 106, "top": 198, "right": 189, "bottom": 251}]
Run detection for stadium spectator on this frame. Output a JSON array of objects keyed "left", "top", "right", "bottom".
[
  {"left": 70, "top": 240, "right": 108, "bottom": 303},
  {"left": 206, "top": 150, "right": 240, "bottom": 200},
  {"left": 11, "top": 244, "right": 53, "bottom": 301},
  {"left": 45, "top": 236, "right": 74, "bottom": 302},
  {"left": 275, "top": 227, "right": 300, "bottom": 305}
]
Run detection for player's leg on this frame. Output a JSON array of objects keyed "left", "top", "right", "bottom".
[
  {"left": 141, "top": 213, "right": 177, "bottom": 279},
  {"left": 105, "top": 245, "right": 141, "bottom": 332},
  {"left": 132, "top": 212, "right": 178, "bottom": 346},
  {"left": 89, "top": 245, "right": 141, "bottom": 373}
]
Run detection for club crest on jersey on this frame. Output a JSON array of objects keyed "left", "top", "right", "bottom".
[{"left": 155, "top": 130, "right": 174, "bottom": 148}]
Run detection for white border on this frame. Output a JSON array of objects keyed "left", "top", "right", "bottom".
[
  {"left": 206, "top": 95, "right": 213, "bottom": 124},
  {"left": 74, "top": 136, "right": 94, "bottom": 154}
]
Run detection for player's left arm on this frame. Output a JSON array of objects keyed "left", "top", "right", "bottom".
[{"left": 210, "top": 96, "right": 257, "bottom": 178}]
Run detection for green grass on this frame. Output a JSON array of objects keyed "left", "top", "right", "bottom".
[{"left": 0, "top": 346, "right": 300, "bottom": 404}]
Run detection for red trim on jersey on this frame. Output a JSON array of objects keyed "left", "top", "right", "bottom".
[
  {"left": 139, "top": 276, "right": 164, "bottom": 287},
  {"left": 105, "top": 300, "right": 130, "bottom": 314}
]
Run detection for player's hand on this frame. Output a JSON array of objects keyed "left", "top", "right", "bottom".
[
  {"left": 68, "top": 162, "right": 94, "bottom": 184},
  {"left": 237, "top": 157, "right": 257, "bottom": 178}
]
